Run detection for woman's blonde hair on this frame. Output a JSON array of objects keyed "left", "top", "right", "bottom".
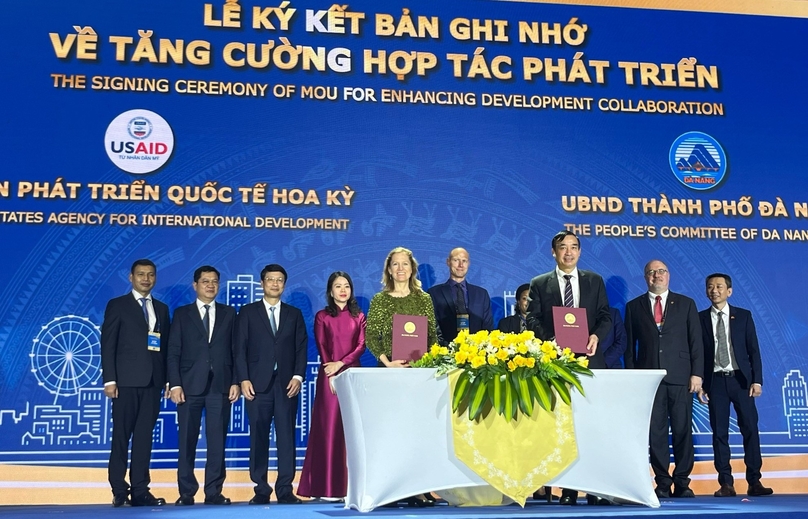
[{"left": 381, "top": 246, "right": 422, "bottom": 293}]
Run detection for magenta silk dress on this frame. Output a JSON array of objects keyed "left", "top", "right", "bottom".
[{"left": 297, "top": 307, "right": 366, "bottom": 498}]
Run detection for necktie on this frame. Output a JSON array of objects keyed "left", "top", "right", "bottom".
[
  {"left": 563, "top": 275, "right": 574, "bottom": 308},
  {"left": 202, "top": 304, "right": 210, "bottom": 340},
  {"left": 455, "top": 284, "right": 467, "bottom": 314},
  {"left": 519, "top": 316, "right": 526, "bottom": 332},
  {"left": 654, "top": 295, "right": 663, "bottom": 325},
  {"left": 270, "top": 306, "right": 277, "bottom": 335},
  {"left": 139, "top": 297, "right": 149, "bottom": 324},
  {"left": 716, "top": 311, "right": 730, "bottom": 368}
]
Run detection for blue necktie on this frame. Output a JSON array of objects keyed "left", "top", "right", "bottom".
[
  {"left": 563, "top": 275, "right": 574, "bottom": 308},
  {"left": 139, "top": 297, "right": 149, "bottom": 324},
  {"left": 270, "top": 306, "right": 277, "bottom": 335},
  {"left": 203, "top": 304, "right": 210, "bottom": 340}
]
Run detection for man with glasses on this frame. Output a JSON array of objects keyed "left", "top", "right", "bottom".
[
  {"left": 235, "top": 264, "right": 308, "bottom": 505},
  {"left": 624, "top": 260, "right": 703, "bottom": 499},
  {"left": 167, "top": 266, "right": 240, "bottom": 506}
]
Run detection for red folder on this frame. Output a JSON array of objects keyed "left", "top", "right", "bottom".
[
  {"left": 552, "top": 306, "right": 589, "bottom": 354},
  {"left": 392, "top": 314, "right": 428, "bottom": 362}
]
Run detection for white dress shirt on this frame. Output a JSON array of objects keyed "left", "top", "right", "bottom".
[{"left": 555, "top": 267, "right": 580, "bottom": 308}]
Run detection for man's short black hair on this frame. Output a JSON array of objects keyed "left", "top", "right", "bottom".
[
  {"left": 551, "top": 230, "right": 580, "bottom": 250},
  {"left": 260, "top": 264, "right": 288, "bottom": 283},
  {"left": 706, "top": 272, "right": 732, "bottom": 289},
  {"left": 130, "top": 258, "right": 156, "bottom": 274},
  {"left": 194, "top": 265, "right": 220, "bottom": 283}
]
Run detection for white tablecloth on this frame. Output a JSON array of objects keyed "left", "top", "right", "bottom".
[{"left": 333, "top": 368, "right": 665, "bottom": 512}]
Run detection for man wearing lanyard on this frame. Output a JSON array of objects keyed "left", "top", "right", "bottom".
[
  {"left": 697, "top": 273, "right": 773, "bottom": 497},
  {"left": 428, "top": 247, "right": 493, "bottom": 344},
  {"left": 624, "top": 259, "right": 703, "bottom": 499},
  {"left": 101, "top": 259, "right": 171, "bottom": 507},
  {"left": 168, "top": 266, "right": 240, "bottom": 505}
]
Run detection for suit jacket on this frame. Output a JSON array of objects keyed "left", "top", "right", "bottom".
[
  {"left": 601, "top": 307, "right": 627, "bottom": 369},
  {"left": 428, "top": 281, "right": 493, "bottom": 343},
  {"left": 167, "top": 302, "right": 236, "bottom": 395},
  {"left": 624, "top": 291, "right": 704, "bottom": 385},
  {"left": 497, "top": 314, "right": 526, "bottom": 334},
  {"left": 699, "top": 305, "right": 763, "bottom": 393},
  {"left": 101, "top": 293, "right": 170, "bottom": 388},
  {"left": 234, "top": 300, "right": 308, "bottom": 393},
  {"left": 525, "top": 269, "right": 611, "bottom": 368}
]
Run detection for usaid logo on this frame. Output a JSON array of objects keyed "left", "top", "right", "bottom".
[
  {"left": 668, "top": 131, "right": 727, "bottom": 190},
  {"left": 105, "top": 109, "right": 174, "bottom": 174}
]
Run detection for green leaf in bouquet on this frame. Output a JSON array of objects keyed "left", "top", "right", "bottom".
[
  {"left": 550, "top": 362, "right": 585, "bottom": 396},
  {"left": 549, "top": 376, "right": 572, "bottom": 406},
  {"left": 452, "top": 370, "right": 471, "bottom": 414},
  {"left": 468, "top": 375, "right": 489, "bottom": 421},
  {"left": 488, "top": 374, "right": 505, "bottom": 415},
  {"left": 529, "top": 375, "right": 554, "bottom": 412},
  {"left": 516, "top": 376, "right": 534, "bottom": 416}
]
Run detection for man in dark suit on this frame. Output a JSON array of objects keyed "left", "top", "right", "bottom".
[
  {"left": 697, "top": 273, "right": 773, "bottom": 498},
  {"left": 601, "top": 307, "right": 627, "bottom": 369},
  {"left": 168, "top": 266, "right": 240, "bottom": 506},
  {"left": 624, "top": 259, "right": 703, "bottom": 499},
  {"left": 525, "top": 230, "right": 611, "bottom": 505},
  {"left": 235, "top": 264, "right": 308, "bottom": 505},
  {"left": 428, "top": 247, "right": 493, "bottom": 343},
  {"left": 101, "top": 258, "right": 170, "bottom": 507}
]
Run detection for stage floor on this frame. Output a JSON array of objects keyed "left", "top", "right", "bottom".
[{"left": 1, "top": 496, "right": 807, "bottom": 519}]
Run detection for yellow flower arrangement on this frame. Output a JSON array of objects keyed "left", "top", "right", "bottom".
[{"left": 413, "top": 330, "right": 593, "bottom": 421}]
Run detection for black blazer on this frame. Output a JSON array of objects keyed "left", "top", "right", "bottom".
[
  {"left": 497, "top": 314, "right": 525, "bottom": 334},
  {"left": 167, "top": 302, "right": 236, "bottom": 395},
  {"left": 234, "top": 300, "right": 308, "bottom": 392},
  {"left": 525, "top": 269, "right": 611, "bottom": 368},
  {"left": 101, "top": 293, "right": 170, "bottom": 388},
  {"left": 699, "top": 305, "right": 763, "bottom": 393},
  {"left": 428, "top": 281, "right": 493, "bottom": 343},
  {"left": 624, "top": 291, "right": 704, "bottom": 385}
]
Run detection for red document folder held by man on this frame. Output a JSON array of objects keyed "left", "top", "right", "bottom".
[
  {"left": 392, "top": 314, "right": 428, "bottom": 362},
  {"left": 552, "top": 306, "right": 589, "bottom": 354}
]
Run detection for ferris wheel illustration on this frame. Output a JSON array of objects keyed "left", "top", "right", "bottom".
[{"left": 29, "top": 315, "right": 102, "bottom": 399}]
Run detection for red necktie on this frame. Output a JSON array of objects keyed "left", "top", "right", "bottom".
[{"left": 654, "top": 295, "right": 663, "bottom": 325}]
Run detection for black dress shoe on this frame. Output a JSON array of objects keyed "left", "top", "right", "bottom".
[
  {"left": 747, "top": 482, "right": 774, "bottom": 496},
  {"left": 249, "top": 494, "right": 270, "bottom": 505},
  {"left": 277, "top": 494, "right": 303, "bottom": 504},
  {"left": 204, "top": 494, "right": 231, "bottom": 505},
  {"left": 654, "top": 486, "right": 671, "bottom": 498},
  {"left": 714, "top": 484, "right": 736, "bottom": 497},
  {"left": 112, "top": 495, "right": 130, "bottom": 507},
  {"left": 672, "top": 486, "right": 695, "bottom": 498},
  {"left": 175, "top": 495, "right": 194, "bottom": 505},
  {"left": 131, "top": 492, "right": 166, "bottom": 506},
  {"left": 559, "top": 495, "right": 577, "bottom": 505}
]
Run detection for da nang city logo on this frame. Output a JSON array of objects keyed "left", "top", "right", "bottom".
[
  {"left": 669, "top": 131, "right": 727, "bottom": 190},
  {"left": 105, "top": 109, "right": 174, "bottom": 174}
]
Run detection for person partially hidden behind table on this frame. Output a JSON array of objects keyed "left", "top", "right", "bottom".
[{"left": 366, "top": 246, "right": 439, "bottom": 507}]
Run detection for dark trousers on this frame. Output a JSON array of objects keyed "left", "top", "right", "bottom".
[
  {"left": 108, "top": 385, "right": 161, "bottom": 498},
  {"left": 650, "top": 381, "right": 694, "bottom": 489},
  {"left": 708, "top": 373, "right": 762, "bottom": 486},
  {"left": 245, "top": 373, "right": 298, "bottom": 498},
  {"left": 177, "top": 375, "right": 231, "bottom": 498}
]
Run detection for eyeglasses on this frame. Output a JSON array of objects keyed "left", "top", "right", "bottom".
[
  {"left": 645, "top": 268, "right": 668, "bottom": 277},
  {"left": 264, "top": 277, "right": 285, "bottom": 284}
]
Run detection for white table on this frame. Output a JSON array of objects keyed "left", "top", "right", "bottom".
[{"left": 333, "top": 368, "right": 665, "bottom": 512}]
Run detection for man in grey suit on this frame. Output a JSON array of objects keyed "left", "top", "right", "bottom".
[
  {"left": 624, "top": 259, "right": 703, "bottom": 499},
  {"left": 168, "top": 266, "right": 240, "bottom": 506}
]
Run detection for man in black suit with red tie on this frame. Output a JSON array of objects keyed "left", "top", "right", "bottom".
[
  {"left": 525, "top": 230, "right": 611, "bottom": 505},
  {"left": 624, "top": 259, "right": 703, "bottom": 499},
  {"left": 235, "top": 264, "right": 308, "bottom": 505},
  {"left": 101, "top": 259, "right": 170, "bottom": 507},
  {"left": 168, "top": 266, "right": 240, "bottom": 506},
  {"left": 697, "top": 273, "right": 773, "bottom": 498}
]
